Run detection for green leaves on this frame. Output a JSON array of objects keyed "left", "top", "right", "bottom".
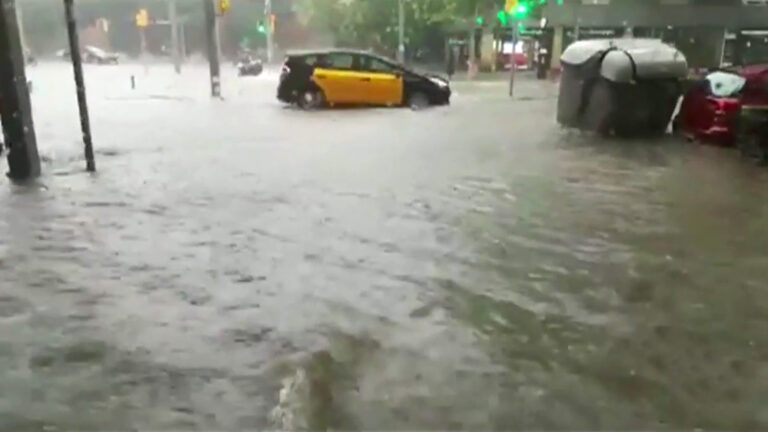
[{"left": 298, "top": 0, "right": 508, "bottom": 53}]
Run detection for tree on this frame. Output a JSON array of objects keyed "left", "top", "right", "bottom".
[{"left": 297, "top": 0, "right": 504, "bottom": 57}]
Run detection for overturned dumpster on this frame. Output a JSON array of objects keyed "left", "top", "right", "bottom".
[{"left": 557, "top": 39, "right": 688, "bottom": 137}]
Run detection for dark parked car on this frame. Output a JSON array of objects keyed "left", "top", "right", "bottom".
[
  {"left": 57, "top": 46, "right": 119, "bottom": 64},
  {"left": 277, "top": 49, "right": 450, "bottom": 109},
  {"left": 83, "top": 46, "right": 119, "bottom": 64},
  {"left": 238, "top": 57, "right": 264, "bottom": 77}
]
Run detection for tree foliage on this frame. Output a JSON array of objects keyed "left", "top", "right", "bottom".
[{"left": 298, "top": 0, "right": 504, "bottom": 54}]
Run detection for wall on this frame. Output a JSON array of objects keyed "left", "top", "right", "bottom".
[{"left": 543, "top": 0, "right": 768, "bottom": 28}]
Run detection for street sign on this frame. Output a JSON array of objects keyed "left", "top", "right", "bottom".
[{"left": 135, "top": 9, "right": 149, "bottom": 28}]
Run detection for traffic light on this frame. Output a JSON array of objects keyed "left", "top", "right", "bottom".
[
  {"left": 514, "top": 2, "right": 530, "bottom": 18},
  {"left": 218, "top": 0, "right": 231, "bottom": 14},
  {"left": 257, "top": 21, "right": 266, "bottom": 34},
  {"left": 496, "top": 10, "right": 508, "bottom": 27},
  {"left": 475, "top": 16, "right": 484, "bottom": 25},
  {"left": 135, "top": 8, "right": 149, "bottom": 28}
]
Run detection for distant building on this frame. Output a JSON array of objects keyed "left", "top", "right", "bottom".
[{"left": 542, "top": 0, "right": 768, "bottom": 69}]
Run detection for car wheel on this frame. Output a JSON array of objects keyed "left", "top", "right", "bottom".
[
  {"left": 408, "top": 92, "right": 430, "bottom": 110},
  {"left": 298, "top": 89, "right": 324, "bottom": 110}
]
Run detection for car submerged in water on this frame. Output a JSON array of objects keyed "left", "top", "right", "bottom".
[
  {"left": 277, "top": 49, "right": 451, "bottom": 110},
  {"left": 557, "top": 38, "right": 688, "bottom": 137},
  {"left": 673, "top": 65, "right": 768, "bottom": 162},
  {"left": 56, "top": 45, "right": 119, "bottom": 65}
]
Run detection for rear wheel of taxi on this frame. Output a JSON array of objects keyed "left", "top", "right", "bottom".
[
  {"left": 298, "top": 88, "right": 324, "bottom": 110},
  {"left": 408, "top": 92, "right": 430, "bottom": 110}
]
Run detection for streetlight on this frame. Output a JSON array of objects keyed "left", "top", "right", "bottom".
[{"left": 397, "top": 0, "right": 405, "bottom": 63}]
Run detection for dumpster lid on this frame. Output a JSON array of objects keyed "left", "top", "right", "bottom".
[{"left": 561, "top": 38, "right": 678, "bottom": 65}]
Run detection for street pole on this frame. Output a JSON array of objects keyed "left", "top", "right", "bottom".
[
  {"left": 63, "top": 0, "right": 96, "bottom": 172},
  {"left": 397, "top": 0, "right": 405, "bottom": 63},
  {"left": 265, "top": 0, "right": 273, "bottom": 63},
  {"left": 203, "top": 0, "right": 221, "bottom": 97},
  {"left": 140, "top": 27, "right": 148, "bottom": 73},
  {"left": 169, "top": 0, "right": 181, "bottom": 73},
  {"left": 0, "top": 0, "right": 40, "bottom": 180},
  {"left": 14, "top": 0, "right": 26, "bottom": 62},
  {"left": 468, "top": 4, "right": 478, "bottom": 79},
  {"left": 508, "top": 19, "right": 519, "bottom": 97},
  {"left": 179, "top": 22, "right": 187, "bottom": 60}
]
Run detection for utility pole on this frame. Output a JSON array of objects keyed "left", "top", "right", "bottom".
[
  {"left": 136, "top": 8, "right": 149, "bottom": 73},
  {"left": 168, "top": 0, "right": 181, "bottom": 73},
  {"left": 14, "top": 0, "right": 26, "bottom": 62},
  {"left": 397, "top": 0, "right": 405, "bottom": 63},
  {"left": 265, "top": 0, "right": 273, "bottom": 63},
  {"left": 0, "top": 0, "right": 40, "bottom": 180},
  {"left": 508, "top": 19, "right": 519, "bottom": 97},
  {"left": 468, "top": 4, "right": 479, "bottom": 79},
  {"left": 203, "top": 0, "right": 221, "bottom": 97},
  {"left": 63, "top": 0, "right": 96, "bottom": 172}
]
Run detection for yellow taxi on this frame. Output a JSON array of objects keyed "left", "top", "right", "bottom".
[{"left": 277, "top": 49, "right": 451, "bottom": 109}]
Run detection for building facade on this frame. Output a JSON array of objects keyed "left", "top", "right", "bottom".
[{"left": 542, "top": 0, "right": 768, "bottom": 69}]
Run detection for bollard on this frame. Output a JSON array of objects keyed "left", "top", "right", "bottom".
[{"left": 130, "top": 75, "right": 135, "bottom": 89}]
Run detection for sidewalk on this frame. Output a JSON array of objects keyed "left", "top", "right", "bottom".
[{"left": 448, "top": 70, "right": 560, "bottom": 101}]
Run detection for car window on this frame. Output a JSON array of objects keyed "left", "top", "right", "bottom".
[
  {"left": 323, "top": 53, "right": 355, "bottom": 70},
  {"left": 362, "top": 56, "right": 399, "bottom": 74}
]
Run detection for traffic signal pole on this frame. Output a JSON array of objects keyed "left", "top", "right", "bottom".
[
  {"left": 169, "top": 0, "right": 181, "bottom": 74},
  {"left": 508, "top": 19, "right": 519, "bottom": 97},
  {"left": 265, "top": 0, "right": 273, "bottom": 63},
  {"left": 397, "top": 0, "right": 405, "bottom": 63},
  {"left": 0, "top": 0, "right": 40, "bottom": 180},
  {"left": 64, "top": 0, "right": 96, "bottom": 172},
  {"left": 203, "top": 0, "right": 221, "bottom": 97}
]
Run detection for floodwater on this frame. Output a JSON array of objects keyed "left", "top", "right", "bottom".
[{"left": 1, "top": 63, "right": 767, "bottom": 430}]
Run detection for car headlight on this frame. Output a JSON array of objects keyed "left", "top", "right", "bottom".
[{"left": 429, "top": 77, "right": 448, "bottom": 88}]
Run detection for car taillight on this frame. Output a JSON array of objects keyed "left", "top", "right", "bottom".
[{"left": 707, "top": 97, "right": 740, "bottom": 125}]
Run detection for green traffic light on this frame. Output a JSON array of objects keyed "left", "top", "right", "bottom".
[
  {"left": 496, "top": 10, "right": 508, "bottom": 26},
  {"left": 476, "top": 16, "right": 484, "bottom": 25},
  {"left": 257, "top": 23, "right": 266, "bottom": 33}
]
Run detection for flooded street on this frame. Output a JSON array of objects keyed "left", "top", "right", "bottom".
[{"left": 2, "top": 63, "right": 768, "bottom": 430}]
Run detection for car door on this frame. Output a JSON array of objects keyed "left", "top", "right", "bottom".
[
  {"left": 359, "top": 55, "right": 404, "bottom": 106},
  {"left": 313, "top": 53, "right": 366, "bottom": 104}
]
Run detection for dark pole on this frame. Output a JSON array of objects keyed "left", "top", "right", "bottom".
[
  {"left": 0, "top": 0, "right": 40, "bottom": 180},
  {"left": 203, "top": 0, "right": 220, "bottom": 98},
  {"left": 63, "top": 0, "right": 95, "bottom": 172}
]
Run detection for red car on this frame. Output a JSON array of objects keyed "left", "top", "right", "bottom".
[
  {"left": 674, "top": 65, "right": 768, "bottom": 147},
  {"left": 500, "top": 52, "right": 529, "bottom": 70}
]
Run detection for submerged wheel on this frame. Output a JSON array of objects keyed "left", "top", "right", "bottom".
[
  {"left": 408, "top": 92, "right": 430, "bottom": 110},
  {"left": 297, "top": 89, "right": 325, "bottom": 110}
]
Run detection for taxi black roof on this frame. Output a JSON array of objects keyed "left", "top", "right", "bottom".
[{"left": 286, "top": 48, "right": 389, "bottom": 60}]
